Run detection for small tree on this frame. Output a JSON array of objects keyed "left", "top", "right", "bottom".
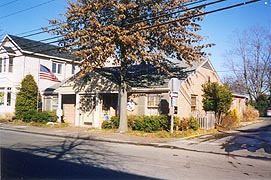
[
  {"left": 202, "top": 82, "right": 232, "bottom": 125},
  {"left": 15, "top": 74, "right": 41, "bottom": 120}
]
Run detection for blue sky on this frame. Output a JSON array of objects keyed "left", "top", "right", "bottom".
[{"left": 0, "top": 0, "right": 270, "bottom": 78}]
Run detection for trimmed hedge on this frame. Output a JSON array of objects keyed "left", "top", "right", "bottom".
[
  {"left": 102, "top": 115, "right": 199, "bottom": 132},
  {"left": 102, "top": 115, "right": 169, "bottom": 133},
  {"left": 21, "top": 110, "right": 57, "bottom": 123}
]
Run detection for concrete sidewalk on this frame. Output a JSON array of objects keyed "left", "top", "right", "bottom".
[{"left": 1, "top": 122, "right": 270, "bottom": 160}]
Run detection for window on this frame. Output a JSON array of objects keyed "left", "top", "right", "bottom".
[
  {"left": 0, "top": 91, "right": 4, "bottom": 105},
  {"left": 8, "top": 57, "right": 13, "bottom": 72},
  {"left": 0, "top": 58, "right": 6, "bottom": 73},
  {"left": 0, "top": 58, "right": 2, "bottom": 73},
  {"left": 7, "top": 92, "right": 11, "bottom": 106},
  {"left": 3, "top": 59, "right": 6, "bottom": 72},
  {"left": 147, "top": 94, "right": 162, "bottom": 107},
  {"left": 52, "top": 62, "right": 62, "bottom": 74},
  {"left": 72, "top": 64, "right": 75, "bottom": 74},
  {"left": 191, "top": 95, "right": 197, "bottom": 111}
]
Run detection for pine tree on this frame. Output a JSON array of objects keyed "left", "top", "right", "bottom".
[
  {"left": 15, "top": 74, "right": 41, "bottom": 121},
  {"left": 48, "top": 0, "right": 213, "bottom": 132}
]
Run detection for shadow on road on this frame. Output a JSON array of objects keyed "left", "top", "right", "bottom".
[
  {"left": 1, "top": 137, "right": 158, "bottom": 180},
  {"left": 220, "top": 124, "right": 271, "bottom": 156}
]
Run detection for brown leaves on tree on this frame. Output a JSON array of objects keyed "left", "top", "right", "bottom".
[{"left": 48, "top": 0, "right": 213, "bottom": 73}]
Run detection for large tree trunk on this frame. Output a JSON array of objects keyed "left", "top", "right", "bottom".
[
  {"left": 118, "top": 52, "right": 128, "bottom": 133},
  {"left": 118, "top": 81, "right": 128, "bottom": 132}
]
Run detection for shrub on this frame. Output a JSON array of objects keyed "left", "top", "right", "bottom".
[
  {"left": 133, "top": 115, "right": 161, "bottom": 132},
  {"left": 178, "top": 117, "right": 199, "bottom": 131},
  {"left": 243, "top": 105, "right": 259, "bottom": 121},
  {"left": 31, "top": 111, "right": 56, "bottom": 123},
  {"left": 102, "top": 116, "right": 119, "bottom": 129},
  {"left": 179, "top": 118, "right": 189, "bottom": 131},
  {"left": 21, "top": 109, "right": 37, "bottom": 122},
  {"left": 188, "top": 117, "right": 199, "bottom": 131},
  {"left": 20, "top": 110, "right": 56, "bottom": 123},
  {"left": 220, "top": 109, "right": 240, "bottom": 130},
  {"left": 131, "top": 115, "right": 169, "bottom": 133},
  {"left": 15, "top": 74, "right": 41, "bottom": 119},
  {"left": 102, "top": 115, "right": 170, "bottom": 132}
]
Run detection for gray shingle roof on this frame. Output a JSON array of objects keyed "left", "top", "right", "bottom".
[{"left": 8, "top": 34, "right": 74, "bottom": 60}]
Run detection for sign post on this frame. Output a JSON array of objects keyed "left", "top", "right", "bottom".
[{"left": 168, "top": 78, "right": 179, "bottom": 133}]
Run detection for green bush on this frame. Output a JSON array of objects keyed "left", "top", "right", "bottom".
[
  {"left": 102, "top": 116, "right": 119, "bottom": 129},
  {"left": 178, "top": 117, "right": 199, "bottom": 131},
  {"left": 31, "top": 111, "right": 56, "bottom": 123},
  {"left": 188, "top": 117, "right": 199, "bottom": 131},
  {"left": 21, "top": 109, "right": 37, "bottom": 122},
  {"left": 132, "top": 115, "right": 169, "bottom": 133},
  {"left": 15, "top": 74, "right": 41, "bottom": 119},
  {"left": 21, "top": 110, "right": 57, "bottom": 123},
  {"left": 102, "top": 115, "right": 170, "bottom": 132}
]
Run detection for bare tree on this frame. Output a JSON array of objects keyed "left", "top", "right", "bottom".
[
  {"left": 47, "top": 0, "right": 213, "bottom": 132},
  {"left": 226, "top": 27, "right": 271, "bottom": 102}
]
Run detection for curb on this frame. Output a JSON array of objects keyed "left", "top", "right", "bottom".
[{"left": 1, "top": 125, "right": 271, "bottom": 161}]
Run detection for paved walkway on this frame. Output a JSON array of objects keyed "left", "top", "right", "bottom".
[{"left": 1, "top": 120, "right": 270, "bottom": 160}]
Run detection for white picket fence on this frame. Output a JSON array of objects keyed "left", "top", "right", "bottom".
[{"left": 194, "top": 111, "right": 215, "bottom": 130}]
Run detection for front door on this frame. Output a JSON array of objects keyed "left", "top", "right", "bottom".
[
  {"left": 79, "top": 95, "right": 96, "bottom": 126},
  {"left": 62, "top": 94, "right": 76, "bottom": 124}
]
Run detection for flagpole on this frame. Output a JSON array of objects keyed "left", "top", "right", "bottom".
[{"left": 37, "top": 59, "right": 40, "bottom": 111}]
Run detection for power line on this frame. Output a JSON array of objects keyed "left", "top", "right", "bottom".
[
  {"left": 0, "top": 0, "right": 19, "bottom": 8},
  {"left": 137, "top": 0, "right": 261, "bottom": 32},
  {"left": 0, "top": 0, "right": 57, "bottom": 20},
  {"left": 0, "top": 0, "right": 262, "bottom": 58},
  {"left": 11, "top": 0, "right": 207, "bottom": 39},
  {"left": 1, "top": 0, "right": 218, "bottom": 52},
  {"left": 125, "top": 0, "right": 225, "bottom": 27}
]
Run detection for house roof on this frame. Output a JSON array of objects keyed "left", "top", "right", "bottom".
[
  {"left": 45, "top": 60, "right": 210, "bottom": 94},
  {"left": 5, "top": 34, "right": 74, "bottom": 60}
]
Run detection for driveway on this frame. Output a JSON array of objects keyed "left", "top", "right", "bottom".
[{"left": 192, "top": 118, "right": 271, "bottom": 157}]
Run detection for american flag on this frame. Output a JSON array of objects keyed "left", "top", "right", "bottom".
[{"left": 39, "top": 64, "right": 60, "bottom": 82}]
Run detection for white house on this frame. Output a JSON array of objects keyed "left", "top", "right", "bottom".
[{"left": 0, "top": 34, "right": 79, "bottom": 115}]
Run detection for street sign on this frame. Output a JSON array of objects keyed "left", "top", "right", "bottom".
[
  {"left": 169, "top": 91, "right": 178, "bottom": 98},
  {"left": 168, "top": 78, "right": 180, "bottom": 92}
]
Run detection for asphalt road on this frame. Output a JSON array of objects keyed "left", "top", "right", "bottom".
[{"left": 1, "top": 128, "right": 271, "bottom": 180}]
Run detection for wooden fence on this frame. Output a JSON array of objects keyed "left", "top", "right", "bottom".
[{"left": 194, "top": 111, "right": 215, "bottom": 130}]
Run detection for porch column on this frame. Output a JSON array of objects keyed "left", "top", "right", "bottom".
[
  {"left": 57, "top": 93, "right": 62, "bottom": 123},
  {"left": 75, "top": 93, "right": 80, "bottom": 126},
  {"left": 93, "top": 93, "right": 100, "bottom": 128},
  {"left": 4, "top": 87, "right": 7, "bottom": 107}
]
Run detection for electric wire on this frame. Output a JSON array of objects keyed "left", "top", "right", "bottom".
[
  {"left": 0, "top": 0, "right": 19, "bottom": 8},
  {"left": 11, "top": 0, "right": 207, "bottom": 38},
  {"left": 0, "top": 0, "right": 57, "bottom": 20},
  {"left": 0, "top": 0, "right": 262, "bottom": 58}
]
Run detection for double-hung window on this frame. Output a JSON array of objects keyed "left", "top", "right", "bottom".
[
  {"left": 8, "top": 57, "right": 13, "bottom": 72},
  {"left": 52, "top": 62, "right": 62, "bottom": 74},
  {"left": 191, "top": 94, "right": 197, "bottom": 111},
  {"left": 0, "top": 58, "right": 6, "bottom": 73}
]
